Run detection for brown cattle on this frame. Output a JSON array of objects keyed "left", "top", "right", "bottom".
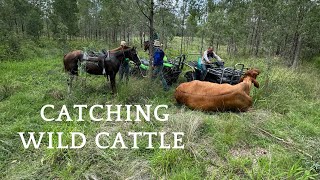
[{"left": 175, "top": 69, "right": 260, "bottom": 112}]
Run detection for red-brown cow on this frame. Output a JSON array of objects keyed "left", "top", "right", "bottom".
[{"left": 175, "top": 69, "right": 260, "bottom": 112}]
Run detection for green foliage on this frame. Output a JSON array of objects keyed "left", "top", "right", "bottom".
[
  {"left": 52, "top": 0, "right": 79, "bottom": 36},
  {"left": 26, "top": 8, "right": 43, "bottom": 39},
  {"left": 314, "top": 56, "right": 320, "bottom": 70}
]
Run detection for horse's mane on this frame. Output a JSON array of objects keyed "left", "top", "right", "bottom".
[
  {"left": 110, "top": 46, "right": 131, "bottom": 52},
  {"left": 108, "top": 46, "right": 136, "bottom": 57}
]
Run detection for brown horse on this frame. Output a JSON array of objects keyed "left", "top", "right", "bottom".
[{"left": 63, "top": 47, "right": 141, "bottom": 94}]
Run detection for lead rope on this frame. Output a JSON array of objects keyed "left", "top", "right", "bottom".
[{"left": 138, "top": 65, "right": 148, "bottom": 78}]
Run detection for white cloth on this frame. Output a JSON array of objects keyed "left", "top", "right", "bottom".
[
  {"left": 120, "top": 41, "right": 127, "bottom": 46},
  {"left": 202, "top": 50, "right": 222, "bottom": 64},
  {"left": 154, "top": 40, "right": 161, "bottom": 47}
]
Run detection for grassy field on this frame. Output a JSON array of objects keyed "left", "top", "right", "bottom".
[{"left": 0, "top": 39, "right": 320, "bottom": 179}]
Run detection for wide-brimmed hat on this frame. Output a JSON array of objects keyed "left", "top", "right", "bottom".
[
  {"left": 154, "top": 40, "right": 161, "bottom": 47},
  {"left": 120, "top": 41, "right": 127, "bottom": 46}
]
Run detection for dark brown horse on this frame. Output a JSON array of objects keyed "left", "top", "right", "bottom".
[
  {"left": 63, "top": 47, "right": 141, "bottom": 94},
  {"left": 143, "top": 40, "right": 151, "bottom": 52}
]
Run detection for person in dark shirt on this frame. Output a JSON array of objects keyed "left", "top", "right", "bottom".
[
  {"left": 152, "top": 40, "right": 168, "bottom": 91},
  {"left": 119, "top": 41, "right": 130, "bottom": 83},
  {"left": 201, "top": 47, "right": 224, "bottom": 80}
]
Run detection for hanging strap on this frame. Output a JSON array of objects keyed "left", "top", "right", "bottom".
[{"left": 102, "top": 51, "right": 110, "bottom": 75}]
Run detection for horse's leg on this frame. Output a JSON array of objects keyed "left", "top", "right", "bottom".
[
  {"left": 110, "top": 73, "right": 116, "bottom": 94},
  {"left": 82, "top": 63, "right": 87, "bottom": 88},
  {"left": 119, "top": 64, "right": 124, "bottom": 83},
  {"left": 84, "top": 72, "right": 87, "bottom": 88},
  {"left": 67, "top": 74, "right": 75, "bottom": 94},
  {"left": 79, "top": 73, "right": 86, "bottom": 88},
  {"left": 125, "top": 64, "right": 129, "bottom": 84}
]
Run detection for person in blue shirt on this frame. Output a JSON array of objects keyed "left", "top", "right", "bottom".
[{"left": 152, "top": 40, "right": 169, "bottom": 91}]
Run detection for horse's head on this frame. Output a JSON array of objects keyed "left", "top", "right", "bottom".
[
  {"left": 127, "top": 47, "right": 141, "bottom": 66},
  {"left": 143, "top": 41, "right": 150, "bottom": 52}
]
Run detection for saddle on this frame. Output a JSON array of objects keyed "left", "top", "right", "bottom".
[
  {"left": 82, "top": 49, "right": 109, "bottom": 75},
  {"left": 84, "top": 49, "right": 107, "bottom": 60},
  {"left": 87, "top": 49, "right": 108, "bottom": 57}
]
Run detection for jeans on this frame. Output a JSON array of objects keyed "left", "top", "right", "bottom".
[
  {"left": 201, "top": 64, "right": 207, "bottom": 80},
  {"left": 119, "top": 62, "right": 129, "bottom": 83},
  {"left": 152, "top": 65, "right": 169, "bottom": 91}
]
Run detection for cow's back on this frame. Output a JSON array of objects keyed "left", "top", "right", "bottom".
[{"left": 175, "top": 80, "right": 251, "bottom": 111}]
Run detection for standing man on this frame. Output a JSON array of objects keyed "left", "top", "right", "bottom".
[
  {"left": 119, "top": 41, "right": 130, "bottom": 83},
  {"left": 201, "top": 47, "right": 224, "bottom": 80},
  {"left": 152, "top": 40, "right": 169, "bottom": 91}
]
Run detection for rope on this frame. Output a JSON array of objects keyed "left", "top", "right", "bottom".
[
  {"left": 136, "top": 54, "right": 148, "bottom": 78},
  {"left": 138, "top": 65, "right": 148, "bottom": 78}
]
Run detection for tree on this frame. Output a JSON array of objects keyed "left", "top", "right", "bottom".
[
  {"left": 136, "top": 0, "right": 155, "bottom": 76},
  {"left": 52, "top": 0, "right": 79, "bottom": 38},
  {"left": 26, "top": 7, "right": 43, "bottom": 39}
]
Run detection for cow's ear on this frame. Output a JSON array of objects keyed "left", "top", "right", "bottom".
[{"left": 252, "top": 78, "right": 260, "bottom": 88}]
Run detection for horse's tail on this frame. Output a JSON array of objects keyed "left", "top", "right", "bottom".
[
  {"left": 63, "top": 50, "right": 83, "bottom": 75},
  {"left": 63, "top": 53, "right": 69, "bottom": 72},
  {"left": 78, "top": 51, "right": 84, "bottom": 62},
  {"left": 63, "top": 53, "right": 67, "bottom": 72}
]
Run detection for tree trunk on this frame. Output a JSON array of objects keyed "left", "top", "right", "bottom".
[
  {"left": 149, "top": 0, "right": 154, "bottom": 77},
  {"left": 216, "top": 40, "right": 219, "bottom": 53},
  {"left": 127, "top": 31, "right": 130, "bottom": 44},
  {"left": 143, "top": 31, "right": 145, "bottom": 43},
  {"left": 113, "top": 29, "right": 116, "bottom": 43},
  {"left": 290, "top": 5, "right": 305, "bottom": 67},
  {"left": 140, "top": 30, "right": 143, "bottom": 48},
  {"left": 123, "top": 26, "right": 126, "bottom": 41},
  {"left": 249, "top": 20, "right": 256, "bottom": 55},
  {"left": 161, "top": 6, "right": 165, "bottom": 44},
  {"left": 104, "top": 30, "right": 108, "bottom": 44},
  {"left": 291, "top": 34, "right": 302, "bottom": 69},
  {"left": 180, "top": 1, "right": 187, "bottom": 55},
  {"left": 180, "top": 29, "right": 184, "bottom": 55},
  {"left": 200, "top": 28, "right": 204, "bottom": 55},
  {"left": 254, "top": 17, "right": 262, "bottom": 57}
]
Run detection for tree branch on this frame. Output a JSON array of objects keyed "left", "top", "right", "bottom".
[
  {"left": 136, "top": 0, "right": 151, "bottom": 21},
  {"left": 141, "top": 0, "right": 151, "bottom": 9},
  {"left": 257, "top": 127, "right": 313, "bottom": 159}
]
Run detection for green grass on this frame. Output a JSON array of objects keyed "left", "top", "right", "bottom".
[{"left": 0, "top": 40, "right": 320, "bottom": 179}]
